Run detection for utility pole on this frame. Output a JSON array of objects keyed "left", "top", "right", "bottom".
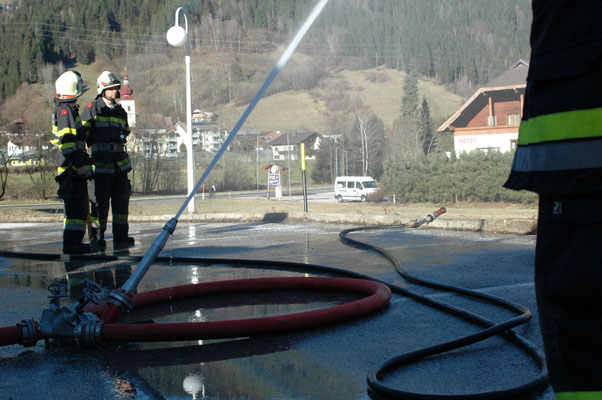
[
  {"left": 256, "top": 135, "right": 259, "bottom": 197},
  {"left": 287, "top": 134, "right": 292, "bottom": 197}
]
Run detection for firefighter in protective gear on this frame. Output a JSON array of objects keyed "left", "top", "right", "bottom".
[
  {"left": 81, "top": 71, "right": 134, "bottom": 249},
  {"left": 504, "top": 1, "right": 602, "bottom": 398},
  {"left": 52, "top": 71, "right": 93, "bottom": 254}
]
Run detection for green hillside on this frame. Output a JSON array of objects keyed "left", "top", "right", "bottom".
[
  {"left": 68, "top": 46, "right": 464, "bottom": 134},
  {"left": 218, "top": 67, "right": 464, "bottom": 132}
]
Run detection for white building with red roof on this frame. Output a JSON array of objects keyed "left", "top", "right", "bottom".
[{"left": 119, "top": 72, "right": 136, "bottom": 127}]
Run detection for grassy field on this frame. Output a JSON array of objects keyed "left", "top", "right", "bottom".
[{"left": 0, "top": 195, "right": 537, "bottom": 223}]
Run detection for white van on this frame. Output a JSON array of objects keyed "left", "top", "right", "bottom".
[{"left": 334, "top": 176, "right": 382, "bottom": 202}]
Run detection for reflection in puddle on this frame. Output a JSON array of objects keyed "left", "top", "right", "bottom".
[{"left": 113, "top": 291, "right": 365, "bottom": 399}]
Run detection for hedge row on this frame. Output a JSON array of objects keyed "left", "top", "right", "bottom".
[{"left": 381, "top": 152, "right": 537, "bottom": 204}]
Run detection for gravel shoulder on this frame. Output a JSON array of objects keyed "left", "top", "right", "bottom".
[{"left": 0, "top": 197, "right": 537, "bottom": 234}]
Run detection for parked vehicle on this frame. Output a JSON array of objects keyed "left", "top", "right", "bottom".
[{"left": 334, "top": 176, "right": 383, "bottom": 202}]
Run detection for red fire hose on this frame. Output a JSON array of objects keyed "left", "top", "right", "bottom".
[
  {"left": 0, "top": 326, "right": 21, "bottom": 346},
  {"left": 0, "top": 277, "right": 390, "bottom": 346},
  {"left": 101, "top": 277, "right": 391, "bottom": 342}
]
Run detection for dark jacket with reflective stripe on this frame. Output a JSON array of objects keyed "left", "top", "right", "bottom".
[
  {"left": 504, "top": 0, "right": 602, "bottom": 195},
  {"left": 51, "top": 98, "right": 91, "bottom": 181},
  {"left": 81, "top": 96, "right": 132, "bottom": 176}
]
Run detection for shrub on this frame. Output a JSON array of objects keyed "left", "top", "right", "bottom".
[{"left": 381, "top": 152, "right": 537, "bottom": 204}]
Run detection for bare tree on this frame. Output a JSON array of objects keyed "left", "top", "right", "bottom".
[
  {"left": 352, "top": 97, "right": 385, "bottom": 177},
  {"left": 322, "top": 111, "right": 352, "bottom": 176},
  {"left": 40, "top": 63, "right": 56, "bottom": 107},
  {"left": 129, "top": 125, "right": 176, "bottom": 194},
  {"left": 1, "top": 83, "right": 54, "bottom": 199},
  {"left": 0, "top": 149, "right": 9, "bottom": 200},
  {"left": 324, "top": 27, "right": 343, "bottom": 68},
  {"left": 202, "top": 12, "right": 223, "bottom": 53},
  {"left": 389, "top": 115, "right": 423, "bottom": 160},
  {"left": 224, "top": 18, "right": 243, "bottom": 53}
]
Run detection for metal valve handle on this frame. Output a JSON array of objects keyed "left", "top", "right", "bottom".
[
  {"left": 82, "top": 279, "right": 103, "bottom": 305},
  {"left": 47, "top": 281, "right": 68, "bottom": 298}
]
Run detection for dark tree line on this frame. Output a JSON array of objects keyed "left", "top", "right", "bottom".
[{"left": 0, "top": 0, "right": 531, "bottom": 101}]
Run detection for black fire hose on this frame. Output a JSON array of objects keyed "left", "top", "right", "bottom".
[
  {"left": 338, "top": 211, "right": 548, "bottom": 399},
  {"left": 0, "top": 210, "right": 548, "bottom": 399}
]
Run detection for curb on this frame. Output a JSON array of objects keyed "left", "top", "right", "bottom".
[
  {"left": 134, "top": 212, "right": 536, "bottom": 235},
  {"left": 0, "top": 213, "right": 536, "bottom": 235}
]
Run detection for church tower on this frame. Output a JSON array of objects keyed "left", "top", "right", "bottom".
[{"left": 119, "top": 72, "right": 136, "bottom": 127}]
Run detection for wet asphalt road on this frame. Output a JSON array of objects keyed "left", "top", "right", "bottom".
[{"left": 0, "top": 220, "right": 555, "bottom": 399}]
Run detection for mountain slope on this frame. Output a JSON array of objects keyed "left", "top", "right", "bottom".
[{"left": 218, "top": 67, "right": 464, "bottom": 132}]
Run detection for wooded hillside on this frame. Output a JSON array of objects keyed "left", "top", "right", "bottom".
[{"left": 0, "top": 0, "right": 531, "bottom": 101}]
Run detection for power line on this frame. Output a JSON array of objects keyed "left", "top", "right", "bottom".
[{"left": 1, "top": 19, "right": 523, "bottom": 62}]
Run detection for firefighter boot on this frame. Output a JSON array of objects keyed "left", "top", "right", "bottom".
[
  {"left": 114, "top": 235, "right": 135, "bottom": 249},
  {"left": 90, "top": 228, "right": 106, "bottom": 251},
  {"left": 63, "top": 243, "right": 92, "bottom": 254}
]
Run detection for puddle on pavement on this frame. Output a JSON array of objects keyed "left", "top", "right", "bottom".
[{"left": 0, "top": 257, "right": 368, "bottom": 399}]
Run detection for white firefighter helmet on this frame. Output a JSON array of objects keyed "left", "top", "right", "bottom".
[
  {"left": 97, "top": 71, "right": 121, "bottom": 95},
  {"left": 55, "top": 71, "right": 83, "bottom": 99}
]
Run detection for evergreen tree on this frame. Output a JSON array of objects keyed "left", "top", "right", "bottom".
[
  {"left": 400, "top": 72, "right": 419, "bottom": 118},
  {"left": 311, "top": 137, "right": 336, "bottom": 184},
  {"left": 230, "top": 56, "right": 244, "bottom": 82},
  {"left": 419, "top": 97, "right": 435, "bottom": 156}
]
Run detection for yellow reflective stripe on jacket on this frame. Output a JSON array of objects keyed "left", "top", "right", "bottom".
[
  {"left": 54, "top": 126, "right": 79, "bottom": 138},
  {"left": 94, "top": 115, "right": 128, "bottom": 127},
  {"left": 57, "top": 164, "right": 92, "bottom": 176},
  {"left": 59, "top": 142, "right": 77, "bottom": 153},
  {"left": 556, "top": 391, "right": 602, "bottom": 400},
  {"left": 94, "top": 158, "right": 132, "bottom": 174},
  {"left": 117, "top": 156, "right": 131, "bottom": 172},
  {"left": 518, "top": 107, "right": 602, "bottom": 145},
  {"left": 53, "top": 116, "right": 83, "bottom": 138},
  {"left": 93, "top": 162, "right": 115, "bottom": 174}
]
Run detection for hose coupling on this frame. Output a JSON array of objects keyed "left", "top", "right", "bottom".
[
  {"left": 73, "top": 315, "right": 104, "bottom": 346},
  {"left": 17, "top": 319, "right": 39, "bottom": 347},
  {"left": 108, "top": 288, "right": 134, "bottom": 311},
  {"left": 411, "top": 207, "right": 447, "bottom": 227},
  {"left": 163, "top": 218, "right": 178, "bottom": 235}
]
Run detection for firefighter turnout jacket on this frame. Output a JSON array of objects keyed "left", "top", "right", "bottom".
[
  {"left": 504, "top": 0, "right": 602, "bottom": 195},
  {"left": 504, "top": 2, "right": 602, "bottom": 399},
  {"left": 51, "top": 98, "right": 92, "bottom": 181},
  {"left": 81, "top": 96, "right": 132, "bottom": 175},
  {"left": 51, "top": 97, "right": 91, "bottom": 248}
]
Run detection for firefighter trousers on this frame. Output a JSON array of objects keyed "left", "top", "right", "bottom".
[
  {"left": 57, "top": 175, "right": 89, "bottom": 245},
  {"left": 89, "top": 173, "right": 131, "bottom": 241},
  {"left": 536, "top": 195, "right": 602, "bottom": 399}
]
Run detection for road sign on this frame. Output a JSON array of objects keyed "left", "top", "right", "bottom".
[{"left": 269, "top": 173, "right": 280, "bottom": 187}]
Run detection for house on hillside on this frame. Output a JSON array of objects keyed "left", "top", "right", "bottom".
[
  {"left": 438, "top": 60, "right": 528, "bottom": 157},
  {"left": 130, "top": 114, "right": 179, "bottom": 159},
  {"left": 192, "top": 110, "right": 217, "bottom": 123},
  {"left": 2, "top": 119, "right": 50, "bottom": 166},
  {"left": 269, "top": 132, "right": 321, "bottom": 161},
  {"left": 175, "top": 122, "right": 228, "bottom": 153}
]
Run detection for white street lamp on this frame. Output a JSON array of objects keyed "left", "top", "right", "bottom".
[{"left": 167, "top": 7, "right": 195, "bottom": 213}]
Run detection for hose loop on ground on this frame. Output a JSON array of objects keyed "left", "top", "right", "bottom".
[{"left": 339, "top": 220, "right": 548, "bottom": 399}]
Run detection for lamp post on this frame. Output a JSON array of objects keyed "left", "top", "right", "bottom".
[{"left": 166, "top": 7, "right": 195, "bottom": 213}]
